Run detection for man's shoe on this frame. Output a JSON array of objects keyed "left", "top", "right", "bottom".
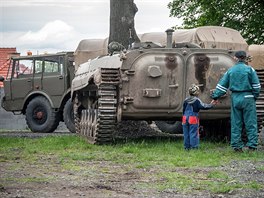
[{"left": 233, "top": 148, "right": 243, "bottom": 152}]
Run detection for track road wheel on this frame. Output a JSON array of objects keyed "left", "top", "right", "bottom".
[
  {"left": 63, "top": 99, "right": 76, "bottom": 133},
  {"left": 78, "top": 85, "right": 117, "bottom": 144},
  {"left": 25, "top": 96, "right": 59, "bottom": 133},
  {"left": 79, "top": 109, "right": 99, "bottom": 143},
  {"left": 73, "top": 94, "right": 81, "bottom": 134}
]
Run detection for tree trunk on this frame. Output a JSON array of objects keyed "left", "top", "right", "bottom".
[{"left": 109, "top": 0, "right": 140, "bottom": 50}]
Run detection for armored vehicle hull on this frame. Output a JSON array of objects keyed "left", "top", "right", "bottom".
[{"left": 71, "top": 42, "right": 237, "bottom": 144}]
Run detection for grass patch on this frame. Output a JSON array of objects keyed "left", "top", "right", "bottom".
[
  {"left": 147, "top": 169, "right": 262, "bottom": 194},
  {"left": 257, "top": 166, "right": 264, "bottom": 172},
  {"left": 207, "top": 170, "right": 229, "bottom": 180},
  {"left": 0, "top": 136, "right": 263, "bottom": 195}
]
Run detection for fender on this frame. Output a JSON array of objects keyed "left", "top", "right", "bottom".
[{"left": 23, "top": 91, "right": 55, "bottom": 111}]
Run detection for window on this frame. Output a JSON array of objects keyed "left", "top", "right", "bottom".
[
  {"left": 6, "top": 60, "right": 13, "bottom": 79},
  {"left": 13, "top": 59, "right": 34, "bottom": 78},
  {"left": 34, "top": 60, "right": 43, "bottom": 73},
  {"left": 44, "top": 61, "right": 59, "bottom": 73},
  {"left": 43, "top": 56, "right": 61, "bottom": 73}
]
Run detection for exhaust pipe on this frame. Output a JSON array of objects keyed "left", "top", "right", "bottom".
[{"left": 165, "top": 28, "right": 174, "bottom": 48}]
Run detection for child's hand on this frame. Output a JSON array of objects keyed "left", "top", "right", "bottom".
[{"left": 211, "top": 100, "right": 218, "bottom": 105}]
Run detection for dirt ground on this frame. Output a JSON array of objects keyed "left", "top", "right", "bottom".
[{"left": 0, "top": 127, "right": 264, "bottom": 198}]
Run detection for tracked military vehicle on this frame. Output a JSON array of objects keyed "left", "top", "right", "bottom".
[
  {"left": 71, "top": 28, "right": 247, "bottom": 144},
  {"left": 248, "top": 44, "right": 264, "bottom": 144}
]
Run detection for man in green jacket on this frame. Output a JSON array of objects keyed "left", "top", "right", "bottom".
[{"left": 212, "top": 51, "right": 261, "bottom": 152}]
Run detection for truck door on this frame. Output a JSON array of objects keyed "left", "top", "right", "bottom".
[
  {"left": 33, "top": 58, "right": 43, "bottom": 93},
  {"left": 2, "top": 59, "right": 14, "bottom": 102},
  {"left": 11, "top": 59, "right": 34, "bottom": 100},
  {"left": 41, "top": 55, "right": 65, "bottom": 97}
]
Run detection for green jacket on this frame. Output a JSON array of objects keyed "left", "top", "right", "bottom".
[{"left": 212, "top": 61, "right": 261, "bottom": 100}]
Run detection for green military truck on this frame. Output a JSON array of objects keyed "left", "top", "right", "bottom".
[{"left": 0, "top": 52, "right": 75, "bottom": 133}]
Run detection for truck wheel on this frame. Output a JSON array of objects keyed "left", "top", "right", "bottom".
[
  {"left": 154, "top": 121, "right": 183, "bottom": 134},
  {"left": 63, "top": 99, "right": 76, "bottom": 133},
  {"left": 25, "top": 96, "right": 59, "bottom": 133}
]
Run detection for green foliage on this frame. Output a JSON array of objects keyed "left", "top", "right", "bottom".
[{"left": 168, "top": 0, "right": 264, "bottom": 44}]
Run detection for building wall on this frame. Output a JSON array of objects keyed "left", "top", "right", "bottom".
[{"left": 0, "top": 48, "right": 18, "bottom": 87}]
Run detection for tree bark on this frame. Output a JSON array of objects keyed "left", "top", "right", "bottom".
[{"left": 109, "top": 0, "right": 140, "bottom": 50}]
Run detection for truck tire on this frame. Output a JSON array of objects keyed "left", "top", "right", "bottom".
[
  {"left": 154, "top": 121, "right": 183, "bottom": 134},
  {"left": 63, "top": 99, "right": 76, "bottom": 133},
  {"left": 25, "top": 96, "right": 59, "bottom": 133}
]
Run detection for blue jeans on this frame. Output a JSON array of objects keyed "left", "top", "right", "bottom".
[{"left": 182, "top": 115, "right": 199, "bottom": 149}]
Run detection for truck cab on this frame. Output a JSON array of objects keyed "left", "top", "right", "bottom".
[{"left": 0, "top": 52, "right": 76, "bottom": 133}]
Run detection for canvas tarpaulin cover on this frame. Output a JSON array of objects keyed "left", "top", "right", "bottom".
[
  {"left": 74, "top": 26, "right": 248, "bottom": 67},
  {"left": 139, "top": 26, "right": 248, "bottom": 50},
  {"left": 74, "top": 38, "right": 109, "bottom": 68},
  {"left": 248, "top": 45, "right": 264, "bottom": 69}
]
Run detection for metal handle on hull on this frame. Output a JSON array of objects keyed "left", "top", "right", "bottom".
[{"left": 169, "top": 84, "right": 179, "bottom": 88}]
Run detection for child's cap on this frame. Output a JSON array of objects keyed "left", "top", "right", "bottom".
[{"left": 189, "top": 84, "right": 199, "bottom": 96}]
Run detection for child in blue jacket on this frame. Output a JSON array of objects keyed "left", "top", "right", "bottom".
[{"left": 182, "top": 84, "right": 217, "bottom": 150}]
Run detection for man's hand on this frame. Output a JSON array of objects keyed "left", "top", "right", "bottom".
[{"left": 210, "top": 89, "right": 216, "bottom": 99}]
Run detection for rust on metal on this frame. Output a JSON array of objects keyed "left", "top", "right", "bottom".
[
  {"left": 194, "top": 54, "right": 210, "bottom": 92},
  {"left": 164, "top": 54, "right": 178, "bottom": 70}
]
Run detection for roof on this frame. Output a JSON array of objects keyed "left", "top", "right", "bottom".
[
  {"left": 0, "top": 48, "right": 18, "bottom": 87},
  {"left": 11, "top": 51, "right": 74, "bottom": 60}
]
